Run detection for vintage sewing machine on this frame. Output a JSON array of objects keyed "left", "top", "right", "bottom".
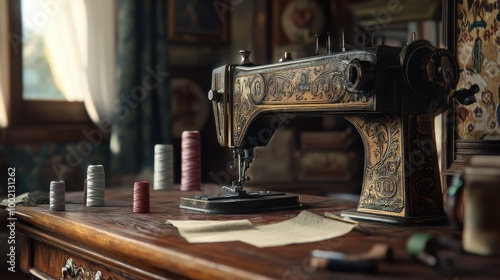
[{"left": 180, "top": 34, "right": 460, "bottom": 224}]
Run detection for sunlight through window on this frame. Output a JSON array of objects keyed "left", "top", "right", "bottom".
[{"left": 21, "top": 0, "right": 87, "bottom": 101}]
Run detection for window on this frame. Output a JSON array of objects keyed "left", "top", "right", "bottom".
[
  {"left": 2, "top": 0, "right": 115, "bottom": 144},
  {"left": 22, "top": 0, "right": 67, "bottom": 100}
]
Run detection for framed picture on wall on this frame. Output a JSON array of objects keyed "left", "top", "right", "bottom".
[
  {"left": 272, "top": 0, "right": 327, "bottom": 46},
  {"left": 168, "top": 0, "right": 229, "bottom": 44},
  {"left": 443, "top": 0, "right": 500, "bottom": 181}
]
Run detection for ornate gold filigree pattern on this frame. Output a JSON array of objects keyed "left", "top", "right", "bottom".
[
  {"left": 232, "top": 55, "right": 375, "bottom": 146},
  {"left": 347, "top": 115, "right": 404, "bottom": 214}
]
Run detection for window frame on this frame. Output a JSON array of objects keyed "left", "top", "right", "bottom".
[{"left": 1, "top": 0, "right": 95, "bottom": 145}]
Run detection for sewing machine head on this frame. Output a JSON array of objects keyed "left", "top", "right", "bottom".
[
  {"left": 201, "top": 34, "right": 460, "bottom": 224},
  {"left": 210, "top": 38, "right": 457, "bottom": 147}
]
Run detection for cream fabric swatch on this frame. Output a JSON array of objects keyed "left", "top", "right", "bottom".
[{"left": 168, "top": 211, "right": 357, "bottom": 248}]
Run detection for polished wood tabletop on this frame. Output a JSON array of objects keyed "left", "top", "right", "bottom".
[{"left": 14, "top": 187, "right": 500, "bottom": 279}]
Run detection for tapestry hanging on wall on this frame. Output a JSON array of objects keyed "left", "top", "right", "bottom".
[{"left": 455, "top": 0, "right": 500, "bottom": 140}]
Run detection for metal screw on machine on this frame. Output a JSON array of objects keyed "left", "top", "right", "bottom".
[
  {"left": 239, "top": 50, "right": 253, "bottom": 65},
  {"left": 279, "top": 52, "right": 293, "bottom": 62},
  {"left": 208, "top": 89, "right": 222, "bottom": 103},
  {"left": 315, "top": 34, "right": 320, "bottom": 55},
  {"left": 326, "top": 32, "right": 332, "bottom": 54},
  {"left": 341, "top": 29, "right": 346, "bottom": 52}
]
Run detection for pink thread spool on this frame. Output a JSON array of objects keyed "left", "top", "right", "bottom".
[{"left": 181, "top": 131, "right": 201, "bottom": 191}]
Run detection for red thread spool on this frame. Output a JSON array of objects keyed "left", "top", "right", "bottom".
[
  {"left": 133, "top": 181, "right": 150, "bottom": 213},
  {"left": 181, "top": 131, "right": 201, "bottom": 191}
]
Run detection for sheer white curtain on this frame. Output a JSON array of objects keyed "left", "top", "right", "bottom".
[
  {"left": 44, "top": 0, "right": 116, "bottom": 123},
  {"left": 84, "top": 0, "right": 116, "bottom": 123},
  {"left": 0, "top": 0, "right": 9, "bottom": 128},
  {"left": 44, "top": 0, "right": 88, "bottom": 102}
]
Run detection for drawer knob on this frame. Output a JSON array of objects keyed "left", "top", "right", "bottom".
[{"left": 60, "top": 257, "right": 110, "bottom": 280}]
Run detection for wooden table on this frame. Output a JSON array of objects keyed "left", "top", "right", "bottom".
[{"left": 14, "top": 188, "right": 500, "bottom": 279}]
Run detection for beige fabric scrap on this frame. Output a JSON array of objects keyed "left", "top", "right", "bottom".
[{"left": 168, "top": 211, "right": 357, "bottom": 248}]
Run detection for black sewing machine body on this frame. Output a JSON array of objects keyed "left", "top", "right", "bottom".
[{"left": 200, "top": 40, "right": 458, "bottom": 224}]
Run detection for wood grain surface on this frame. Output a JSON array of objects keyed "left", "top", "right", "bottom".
[{"left": 14, "top": 188, "right": 500, "bottom": 280}]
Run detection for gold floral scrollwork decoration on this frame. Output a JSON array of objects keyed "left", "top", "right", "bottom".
[
  {"left": 60, "top": 257, "right": 114, "bottom": 280},
  {"left": 354, "top": 115, "right": 404, "bottom": 213}
]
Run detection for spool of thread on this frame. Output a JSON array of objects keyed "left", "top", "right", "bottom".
[
  {"left": 133, "top": 181, "right": 150, "bottom": 213},
  {"left": 154, "top": 144, "right": 174, "bottom": 190},
  {"left": 50, "top": 181, "right": 65, "bottom": 211},
  {"left": 181, "top": 131, "right": 201, "bottom": 191},
  {"left": 86, "top": 165, "right": 105, "bottom": 207},
  {"left": 407, "top": 233, "right": 438, "bottom": 266}
]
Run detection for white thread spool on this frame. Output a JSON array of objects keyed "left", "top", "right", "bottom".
[
  {"left": 86, "top": 165, "right": 105, "bottom": 207},
  {"left": 50, "top": 181, "right": 65, "bottom": 211},
  {"left": 154, "top": 144, "right": 174, "bottom": 190}
]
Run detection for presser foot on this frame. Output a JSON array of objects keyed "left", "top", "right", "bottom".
[
  {"left": 341, "top": 209, "right": 448, "bottom": 226},
  {"left": 179, "top": 190, "right": 301, "bottom": 214}
]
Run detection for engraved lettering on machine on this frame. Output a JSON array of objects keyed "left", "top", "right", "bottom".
[{"left": 182, "top": 32, "right": 468, "bottom": 224}]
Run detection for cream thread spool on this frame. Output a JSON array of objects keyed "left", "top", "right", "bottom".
[
  {"left": 50, "top": 181, "right": 65, "bottom": 211},
  {"left": 154, "top": 144, "right": 174, "bottom": 190},
  {"left": 181, "top": 131, "right": 201, "bottom": 191},
  {"left": 86, "top": 165, "right": 105, "bottom": 207}
]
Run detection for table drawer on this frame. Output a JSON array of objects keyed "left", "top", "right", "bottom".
[{"left": 31, "top": 240, "right": 132, "bottom": 280}]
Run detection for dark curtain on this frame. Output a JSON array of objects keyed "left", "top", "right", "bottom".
[{"left": 111, "top": 0, "right": 171, "bottom": 174}]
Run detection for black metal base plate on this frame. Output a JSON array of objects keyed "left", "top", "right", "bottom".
[
  {"left": 180, "top": 191, "right": 301, "bottom": 214},
  {"left": 341, "top": 208, "right": 448, "bottom": 226}
]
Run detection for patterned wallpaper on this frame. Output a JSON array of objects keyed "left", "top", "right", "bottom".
[{"left": 456, "top": 0, "right": 500, "bottom": 140}]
